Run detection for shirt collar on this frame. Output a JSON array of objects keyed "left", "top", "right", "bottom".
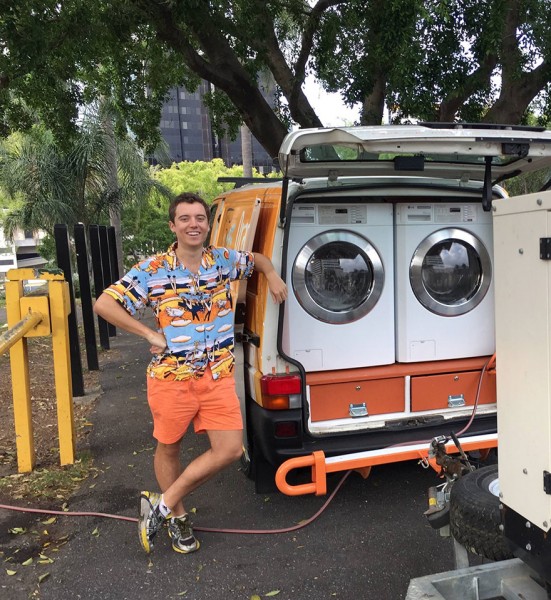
[{"left": 166, "top": 242, "right": 212, "bottom": 270}]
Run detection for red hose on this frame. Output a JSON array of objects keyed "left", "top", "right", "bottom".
[{"left": 0, "top": 470, "right": 351, "bottom": 535}]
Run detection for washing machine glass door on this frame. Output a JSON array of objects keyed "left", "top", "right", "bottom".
[
  {"left": 293, "top": 230, "right": 384, "bottom": 324},
  {"left": 410, "top": 227, "right": 492, "bottom": 316}
]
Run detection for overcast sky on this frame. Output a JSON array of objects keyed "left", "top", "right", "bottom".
[{"left": 304, "top": 77, "right": 361, "bottom": 127}]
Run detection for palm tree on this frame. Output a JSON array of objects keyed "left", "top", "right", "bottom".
[{"left": 0, "top": 101, "right": 171, "bottom": 273}]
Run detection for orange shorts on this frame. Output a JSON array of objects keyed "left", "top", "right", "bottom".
[{"left": 146, "top": 368, "right": 243, "bottom": 444}]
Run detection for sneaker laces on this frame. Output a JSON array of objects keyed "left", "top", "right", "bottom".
[
  {"left": 172, "top": 515, "right": 195, "bottom": 544},
  {"left": 146, "top": 501, "right": 165, "bottom": 537}
]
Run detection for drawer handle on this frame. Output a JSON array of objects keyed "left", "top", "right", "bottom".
[
  {"left": 448, "top": 394, "right": 466, "bottom": 408},
  {"left": 349, "top": 402, "right": 368, "bottom": 417}
]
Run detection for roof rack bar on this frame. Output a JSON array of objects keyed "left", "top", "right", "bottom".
[{"left": 217, "top": 177, "right": 282, "bottom": 188}]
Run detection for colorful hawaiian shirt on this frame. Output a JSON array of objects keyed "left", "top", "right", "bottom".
[{"left": 104, "top": 243, "right": 254, "bottom": 381}]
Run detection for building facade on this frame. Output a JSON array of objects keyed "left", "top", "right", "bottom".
[
  {"left": 0, "top": 224, "right": 47, "bottom": 289},
  {"left": 158, "top": 81, "right": 275, "bottom": 170}
]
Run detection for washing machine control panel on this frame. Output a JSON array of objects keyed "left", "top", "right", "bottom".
[
  {"left": 399, "top": 203, "right": 481, "bottom": 224},
  {"left": 291, "top": 203, "right": 369, "bottom": 225},
  {"left": 318, "top": 205, "right": 367, "bottom": 225}
]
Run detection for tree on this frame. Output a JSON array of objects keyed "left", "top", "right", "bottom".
[
  {"left": 385, "top": 0, "right": 551, "bottom": 125},
  {"left": 0, "top": 107, "right": 169, "bottom": 260},
  {"left": 313, "top": 0, "right": 422, "bottom": 124},
  {"left": 150, "top": 158, "right": 267, "bottom": 199},
  {"left": 121, "top": 159, "right": 275, "bottom": 268},
  {"left": 2, "top": 1, "right": 551, "bottom": 159}
]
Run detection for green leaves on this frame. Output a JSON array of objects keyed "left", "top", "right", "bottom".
[
  {"left": 2, "top": 0, "right": 551, "bottom": 170},
  {"left": 250, "top": 591, "right": 280, "bottom": 600}
]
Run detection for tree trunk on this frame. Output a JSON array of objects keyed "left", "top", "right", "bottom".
[
  {"left": 482, "top": 69, "right": 548, "bottom": 124},
  {"left": 136, "top": 1, "right": 289, "bottom": 157},
  {"left": 360, "top": 75, "right": 386, "bottom": 125},
  {"left": 241, "top": 124, "right": 253, "bottom": 177},
  {"left": 102, "top": 112, "right": 124, "bottom": 277},
  {"left": 483, "top": 0, "right": 547, "bottom": 124}
]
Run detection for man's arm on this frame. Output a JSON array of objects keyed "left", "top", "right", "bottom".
[
  {"left": 93, "top": 293, "right": 167, "bottom": 353},
  {"left": 252, "top": 252, "right": 288, "bottom": 304}
]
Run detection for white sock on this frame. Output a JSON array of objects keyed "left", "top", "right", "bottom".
[
  {"left": 158, "top": 495, "right": 171, "bottom": 517},
  {"left": 171, "top": 513, "right": 187, "bottom": 520}
]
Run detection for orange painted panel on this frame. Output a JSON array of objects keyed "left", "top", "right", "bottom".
[
  {"left": 309, "top": 377, "right": 404, "bottom": 422},
  {"left": 411, "top": 371, "right": 496, "bottom": 411},
  {"left": 306, "top": 356, "right": 494, "bottom": 386}
]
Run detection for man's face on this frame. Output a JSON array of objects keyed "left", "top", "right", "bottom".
[{"left": 169, "top": 201, "right": 209, "bottom": 250}]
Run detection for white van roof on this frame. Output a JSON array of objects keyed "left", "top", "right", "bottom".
[{"left": 278, "top": 123, "right": 551, "bottom": 182}]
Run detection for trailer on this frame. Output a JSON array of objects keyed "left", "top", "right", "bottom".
[
  {"left": 408, "top": 191, "right": 551, "bottom": 598},
  {"left": 407, "top": 559, "right": 546, "bottom": 599}
]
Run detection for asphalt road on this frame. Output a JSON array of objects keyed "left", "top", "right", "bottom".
[{"left": 1, "top": 323, "right": 457, "bottom": 600}]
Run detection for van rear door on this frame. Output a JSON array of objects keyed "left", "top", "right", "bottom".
[{"left": 209, "top": 193, "right": 262, "bottom": 449}]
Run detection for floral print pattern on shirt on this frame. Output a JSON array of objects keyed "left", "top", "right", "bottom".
[{"left": 104, "top": 243, "right": 254, "bottom": 381}]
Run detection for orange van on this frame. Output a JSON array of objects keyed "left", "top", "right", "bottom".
[{"left": 208, "top": 123, "right": 551, "bottom": 494}]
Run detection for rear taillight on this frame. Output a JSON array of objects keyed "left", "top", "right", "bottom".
[{"left": 260, "top": 374, "right": 301, "bottom": 410}]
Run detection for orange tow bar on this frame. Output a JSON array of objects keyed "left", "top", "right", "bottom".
[{"left": 275, "top": 433, "right": 498, "bottom": 496}]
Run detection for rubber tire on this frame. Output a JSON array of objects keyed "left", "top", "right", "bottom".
[{"left": 449, "top": 464, "right": 513, "bottom": 561}]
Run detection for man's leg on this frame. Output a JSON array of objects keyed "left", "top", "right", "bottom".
[
  {"left": 154, "top": 439, "right": 185, "bottom": 516},
  {"left": 162, "top": 429, "right": 242, "bottom": 511}
]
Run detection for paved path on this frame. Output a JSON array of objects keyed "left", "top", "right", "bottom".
[{"left": 0, "top": 324, "right": 459, "bottom": 600}]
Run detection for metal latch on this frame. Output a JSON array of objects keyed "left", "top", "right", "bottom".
[
  {"left": 235, "top": 329, "right": 260, "bottom": 348},
  {"left": 349, "top": 403, "right": 368, "bottom": 418},
  {"left": 540, "top": 238, "right": 551, "bottom": 260},
  {"left": 448, "top": 394, "right": 466, "bottom": 408}
]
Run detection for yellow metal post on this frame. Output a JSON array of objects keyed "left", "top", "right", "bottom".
[
  {"left": 5, "top": 278, "right": 35, "bottom": 472},
  {"left": 48, "top": 278, "right": 75, "bottom": 466},
  {"left": 5, "top": 267, "right": 76, "bottom": 470}
]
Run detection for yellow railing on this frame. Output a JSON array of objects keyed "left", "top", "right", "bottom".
[{"left": 2, "top": 268, "right": 75, "bottom": 473}]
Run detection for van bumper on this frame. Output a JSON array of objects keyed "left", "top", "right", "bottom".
[
  {"left": 248, "top": 402, "right": 498, "bottom": 492},
  {"left": 275, "top": 433, "right": 498, "bottom": 496}
]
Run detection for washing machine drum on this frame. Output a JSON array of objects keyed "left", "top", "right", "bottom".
[
  {"left": 292, "top": 230, "right": 384, "bottom": 324},
  {"left": 410, "top": 228, "right": 492, "bottom": 317}
]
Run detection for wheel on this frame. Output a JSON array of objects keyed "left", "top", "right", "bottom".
[{"left": 449, "top": 464, "right": 513, "bottom": 561}]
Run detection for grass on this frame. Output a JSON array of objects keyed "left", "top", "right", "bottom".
[{"left": 0, "top": 451, "right": 99, "bottom": 502}]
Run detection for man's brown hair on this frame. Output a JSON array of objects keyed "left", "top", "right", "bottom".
[{"left": 169, "top": 192, "right": 211, "bottom": 223}]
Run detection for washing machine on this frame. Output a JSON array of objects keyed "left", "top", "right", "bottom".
[
  {"left": 395, "top": 202, "right": 495, "bottom": 363},
  {"left": 281, "top": 202, "right": 395, "bottom": 372}
]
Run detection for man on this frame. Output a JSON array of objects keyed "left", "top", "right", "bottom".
[{"left": 93, "top": 192, "right": 287, "bottom": 555}]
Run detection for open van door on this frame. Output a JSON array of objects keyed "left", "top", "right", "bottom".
[{"left": 209, "top": 193, "right": 262, "bottom": 453}]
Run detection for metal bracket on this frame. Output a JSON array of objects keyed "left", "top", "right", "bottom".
[
  {"left": 502, "top": 142, "right": 529, "bottom": 157},
  {"left": 235, "top": 328, "right": 261, "bottom": 348},
  {"left": 540, "top": 238, "right": 551, "bottom": 260},
  {"left": 327, "top": 170, "right": 339, "bottom": 185}
]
